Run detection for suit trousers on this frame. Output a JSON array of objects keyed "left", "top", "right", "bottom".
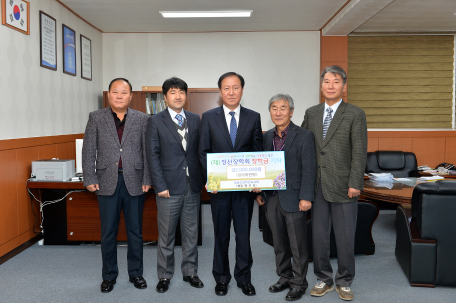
[
  {"left": 210, "top": 191, "right": 254, "bottom": 284},
  {"left": 97, "top": 173, "right": 145, "bottom": 281},
  {"left": 312, "top": 181, "right": 358, "bottom": 287},
  {"left": 265, "top": 194, "right": 309, "bottom": 291},
  {"left": 156, "top": 179, "right": 200, "bottom": 279}
]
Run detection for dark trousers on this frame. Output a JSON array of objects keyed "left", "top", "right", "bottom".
[
  {"left": 97, "top": 174, "right": 145, "bottom": 281},
  {"left": 265, "top": 194, "right": 309, "bottom": 291},
  {"left": 312, "top": 182, "right": 358, "bottom": 287},
  {"left": 210, "top": 191, "right": 254, "bottom": 284}
]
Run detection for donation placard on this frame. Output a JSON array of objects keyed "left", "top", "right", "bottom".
[{"left": 206, "top": 151, "right": 286, "bottom": 192}]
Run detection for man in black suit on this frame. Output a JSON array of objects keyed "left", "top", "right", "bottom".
[
  {"left": 82, "top": 78, "right": 152, "bottom": 293},
  {"left": 199, "top": 72, "right": 263, "bottom": 296},
  {"left": 256, "top": 94, "right": 316, "bottom": 301},
  {"left": 146, "top": 77, "right": 204, "bottom": 293}
]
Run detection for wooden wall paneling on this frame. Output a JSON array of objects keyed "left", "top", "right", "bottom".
[
  {"left": 367, "top": 137, "right": 378, "bottom": 152},
  {"left": 444, "top": 138, "right": 456, "bottom": 164},
  {"left": 16, "top": 147, "right": 41, "bottom": 234},
  {"left": 320, "top": 35, "right": 348, "bottom": 62},
  {"left": 412, "top": 138, "right": 446, "bottom": 167},
  {"left": 38, "top": 144, "right": 58, "bottom": 160},
  {"left": 0, "top": 134, "right": 84, "bottom": 152},
  {"left": 0, "top": 150, "right": 19, "bottom": 246},
  {"left": 378, "top": 138, "right": 413, "bottom": 152},
  {"left": 56, "top": 142, "right": 76, "bottom": 160}
]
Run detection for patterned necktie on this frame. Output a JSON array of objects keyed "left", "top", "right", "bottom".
[
  {"left": 229, "top": 111, "right": 237, "bottom": 147},
  {"left": 175, "top": 114, "right": 184, "bottom": 127},
  {"left": 323, "top": 107, "right": 333, "bottom": 140}
]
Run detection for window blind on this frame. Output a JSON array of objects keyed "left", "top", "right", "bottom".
[{"left": 348, "top": 35, "right": 454, "bottom": 128}]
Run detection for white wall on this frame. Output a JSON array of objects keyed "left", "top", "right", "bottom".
[
  {"left": 103, "top": 31, "right": 320, "bottom": 130},
  {"left": 0, "top": 0, "right": 103, "bottom": 140}
]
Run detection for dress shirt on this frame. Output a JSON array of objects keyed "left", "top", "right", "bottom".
[
  {"left": 111, "top": 108, "right": 128, "bottom": 169},
  {"left": 167, "top": 107, "right": 186, "bottom": 126},
  {"left": 223, "top": 104, "right": 240, "bottom": 134},
  {"left": 273, "top": 123, "right": 290, "bottom": 152},
  {"left": 323, "top": 99, "right": 343, "bottom": 123}
]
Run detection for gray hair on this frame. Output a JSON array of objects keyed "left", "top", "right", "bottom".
[
  {"left": 321, "top": 65, "right": 347, "bottom": 85},
  {"left": 268, "top": 94, "right": 295, "bottom": 111}
]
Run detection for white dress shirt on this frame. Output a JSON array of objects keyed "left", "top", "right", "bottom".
[
  {"left": 167, "top": 107, "right": 186, "bottom": 126},
  {"left": 323, "top": 99, "right": 343, "bottom": 123},
  {"left": 223, "top": 104, "right": 240, "bottom": 134}
]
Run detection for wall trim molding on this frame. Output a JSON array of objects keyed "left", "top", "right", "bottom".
[{"left": 0, "top": 134, "right": 84, "bottom": 151}]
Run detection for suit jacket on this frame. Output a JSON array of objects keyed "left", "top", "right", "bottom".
[
  {"left": 263, "top": 122, "right": 316, "bottom": 212},
  {"left": 301, "top": 101, "right": 367, "bottom": 203},
  {"left": 146, "top": 109, "right": 204, "bottom": 195},
  {"left": 199, "top": 105, "right": 263, "bottom": 192},
  {"left": 82, "top": 107, "right": 152, "bottom": 196}
]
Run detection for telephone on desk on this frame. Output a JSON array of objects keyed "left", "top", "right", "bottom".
[{"left": 435, "top": 163, "right": 456, "bottom": 171}]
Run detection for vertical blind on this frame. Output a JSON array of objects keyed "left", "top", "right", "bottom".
[{"left": 348, "top": 35, "right": 454, "bottom": 128}]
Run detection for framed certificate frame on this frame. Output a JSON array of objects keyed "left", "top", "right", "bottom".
[
  {"left": 80, "top": 35, "right": 92, "bottom": 80},
  {"left": 206, "top": 151, "right": 286, "bottom": 192},
  {"left": 1, "top": 0, "right": 30, "bottom": 35},
  {"left": 39, "top": 11, "right": 57, "bottom": 70},
  {"left": 62, "top": 24, "right": 76, "bottom": 76}
]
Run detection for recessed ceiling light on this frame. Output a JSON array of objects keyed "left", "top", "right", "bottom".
[{"left": 159, "top": 11, "right": 252, "bottom": 18}]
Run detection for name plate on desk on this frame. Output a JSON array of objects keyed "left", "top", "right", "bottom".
[{"left": 206, "top": 151, "right": 286, "bottom": 192}]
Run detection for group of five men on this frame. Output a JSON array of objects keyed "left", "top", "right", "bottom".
[{"left": 82, "top": 65, "right": 367, "bottom": 301}]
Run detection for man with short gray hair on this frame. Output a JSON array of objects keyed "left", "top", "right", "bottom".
[
  {"left": 256, "top": 94, "right": 316, "bottom": 301},
  {"left": 302, "top": 66, "right": 367, "bottom": 301}
]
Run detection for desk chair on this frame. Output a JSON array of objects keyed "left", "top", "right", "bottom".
[
  {"left": 365, "top": 150, "right": 420, "bottom": 178},
  {"left": 395, "top": 181, "right": 456, "bottom": 287}
]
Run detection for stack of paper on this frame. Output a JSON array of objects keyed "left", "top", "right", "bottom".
[
  {"left": 418, "top": 176, "right": 445, "bottom": 181},
  {"left": 368, "top": 173, "right": 394, "bottom": 181}
]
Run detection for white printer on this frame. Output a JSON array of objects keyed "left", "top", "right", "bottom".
[{"left": 31, "top": 159, "right": 75, "bottom": 181}]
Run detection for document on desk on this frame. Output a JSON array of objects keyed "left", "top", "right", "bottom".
[{"left": 393, "top": 178, "right": 411, "bottom": 181}]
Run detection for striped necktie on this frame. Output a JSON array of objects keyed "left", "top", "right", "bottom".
[
  {"left": 323, "top": 107, "right": 333, "bottom": 140},
  {"left": 229, "top": 111, "right": 237, "bottom": 147},
  {"left": 175, "top": 114, "right": 184, "bottom": 127}
]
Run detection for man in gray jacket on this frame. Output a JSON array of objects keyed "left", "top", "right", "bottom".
[
  {"left": 256, "top": 94, "right": 316, "bottom": 301},
  {"left": 82, "top": 78, "right": 152, "bottom": 293},
  {"left": 302, "top": 66, "right": 367, "bottom": 301}
]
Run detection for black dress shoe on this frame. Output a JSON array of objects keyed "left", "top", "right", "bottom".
[
  {"left": 237, "top": 282, "right": 256, "bottom": 296},
  {"left": 215, "top": 283, "right": 228, "bottom": 296},
  {"left": 129, "top": 276, "right": 147, "bottom": 289},
  {"left": 269, "top": 281, "right": 290, "bottom": 293},
  {"left": 286, "top": 288, "right": 305, "bottom": 301},
  {"left": 156, "top": 278, "right": 170, "bottom": 293},
  {"left": 100, "top": 280, "right": 116, "bottom": 293},
  {"left": 183, "top": 275, "right": 204, "bottom": 288}
]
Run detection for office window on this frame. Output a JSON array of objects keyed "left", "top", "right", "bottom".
[{"left": 348, "top": 35, "right": 454, "bottom": 128}]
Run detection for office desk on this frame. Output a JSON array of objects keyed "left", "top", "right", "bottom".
[
  {"left": 361, "top": 177, "right": 456, "bottom": 205},
  {"left": 26, "top": 181, "right": 202, "bottom": 246}
]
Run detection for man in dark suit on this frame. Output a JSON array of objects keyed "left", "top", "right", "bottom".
[
  {"left": 82, "top": 78, "right": 152, "bottom": 293},
  {"left": 301, "top": 66, "right": 367, "bottom": 301},
  {"left": 199, "top": 72, "right": 263, "bottom": 296},
  {"left": 256, "top": 94, "right": 316, "bottom": 301},
  {"left": 145, "top": 77, "right": 204, "bottom": 293}
]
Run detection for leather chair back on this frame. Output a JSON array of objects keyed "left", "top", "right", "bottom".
[
  {"left": 411, "top": 181, "right": 456, "bottom": 285},
  {"left": 365, "top": 151, "right": 418, "bottom": 178}
]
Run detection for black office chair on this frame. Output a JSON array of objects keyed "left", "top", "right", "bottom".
[
  {"left": 366, "top": 151, "right": 420, "bottom": 178},
  {"left": 395, "top": 181, "right": 456, "bottom": 287}
]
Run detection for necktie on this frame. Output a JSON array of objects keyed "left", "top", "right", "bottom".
[
  {"left": 229, "top": 111, "right": 237, "bottom": 147},
  {"left": 175, "top": 114, "right": 184, "bottom": 127},
  {"left": 323, "top": 107, "right": 333, "bottom": 140}
]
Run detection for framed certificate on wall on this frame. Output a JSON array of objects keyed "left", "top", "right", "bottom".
[
  {"left": 62, "top": 24, "right": 76, "bottom": 76},
  {"left": 39, "top": 11, "right": 57, "bottom": 70},
  {"left": 80, "top": 35, "right": 92, "bottom": 80},
  {"left": 1, "top": 0, "right": 30, "bottom": 35}
]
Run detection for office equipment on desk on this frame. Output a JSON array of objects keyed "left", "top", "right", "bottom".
[{"left": 31, "top": 159, "right": 75, "bottom": 181}]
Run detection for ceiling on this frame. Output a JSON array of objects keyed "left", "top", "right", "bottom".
[{"left": 60, "top": 0, "right": 456, "bottom": 34}]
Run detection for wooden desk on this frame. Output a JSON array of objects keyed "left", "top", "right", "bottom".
[
  {"left": 361, "top": 177, "right": 456, "bottom": 205},
  {"left": 26, "top": 181, "right": 202, "bottom": 246}
]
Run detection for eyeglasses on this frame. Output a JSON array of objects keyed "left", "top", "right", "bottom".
[{"left": 270, "top": 107, "right": 290, "bottom": 114}]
